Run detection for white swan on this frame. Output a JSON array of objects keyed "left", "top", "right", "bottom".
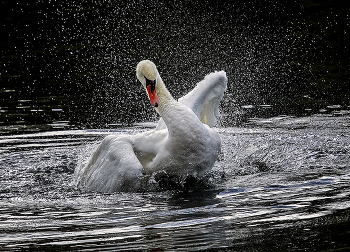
[{"left": 74, "top": 60, "right": 227, "bottom": 192}]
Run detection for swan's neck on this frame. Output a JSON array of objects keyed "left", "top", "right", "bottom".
[
  {"left": 154, "top": 76, "right": 176, "bottom": 115},
  {"left": 154, "top": 76, "right": 206, "bottom": 140}
]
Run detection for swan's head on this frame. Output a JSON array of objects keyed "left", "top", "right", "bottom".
[{"left": 136, "top": 60, "right": 160, "bottom": 107}]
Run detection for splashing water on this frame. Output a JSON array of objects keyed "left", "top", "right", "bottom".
[
  {"left": 1, "top": 116, "right": 350, "bottom": 251},
  {"left": 4, "top": 0, "right": 346, "bottom": 133},
  {"left": 1, "top": 0, "right": 350, "bottom": 250}
]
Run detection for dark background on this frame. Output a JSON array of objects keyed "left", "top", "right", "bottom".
[{"left": 1, "top": 0, "right": 349, "bottom": 133}]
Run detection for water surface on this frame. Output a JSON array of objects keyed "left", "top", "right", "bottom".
[
  {"left": 1, "top": 1, "right": 350, "bottom": 250},
  {"left": 1, "top": 115, "right": 349, "bottom": 251}
]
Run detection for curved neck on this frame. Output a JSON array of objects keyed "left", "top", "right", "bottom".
[
  {"left": 154, "top": 76, "right": 175, "bottom": 115},
  {"left": 152, "top": 74, "right": 206, "bottom": 141}
]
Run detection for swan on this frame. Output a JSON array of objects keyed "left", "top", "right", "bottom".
[{"left": 74, "top": 60, "right": 227, "bottom": 192}]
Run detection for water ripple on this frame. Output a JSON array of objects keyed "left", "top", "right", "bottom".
[{"left": 1, "top": 119, "right": 350, "bottom": 250}]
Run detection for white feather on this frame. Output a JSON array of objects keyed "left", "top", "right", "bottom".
[{"left": 74, "top": 60, "right": 227, "bottom": 192}]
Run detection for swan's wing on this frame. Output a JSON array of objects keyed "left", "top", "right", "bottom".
[
  {"left": 74, "top": 135, "right": 143, "bottom": 193},
  {"left": 156, "top": 71, "right": 227, "bottom": 130},
  {"left": 180, "top": 71, "right": 227, "bottom": 126}
]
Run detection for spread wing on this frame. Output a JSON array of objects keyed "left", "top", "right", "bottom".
[
  {"left": 74, "top": 135, "right": 143, "bottom": 193},
  {"left": 156, "top": 71, "right": 227, "bottom": 130}
]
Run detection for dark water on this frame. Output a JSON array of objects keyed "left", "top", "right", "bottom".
[
  {"left": 0, "top": 116, "right": 350, "bottom": 251},
  {"left": 1, "top": 0, "right": 350, "bottom": 133},
  {"left": 1, "top": 0, "right": 350, "bottom": 251}
]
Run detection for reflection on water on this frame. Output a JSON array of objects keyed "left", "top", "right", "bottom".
[{"left": 0, "top": 116, "right": 350, "bottom": 251}]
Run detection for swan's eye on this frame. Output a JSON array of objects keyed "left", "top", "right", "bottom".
[{"left": 145, "top": 77, "right": 156, "bottom": 91}]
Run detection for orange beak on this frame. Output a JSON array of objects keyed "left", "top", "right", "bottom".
[{"left": 146, "top": 79, "right": 160, "bottom": 107}]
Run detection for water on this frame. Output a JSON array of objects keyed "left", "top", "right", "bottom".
[
  {"left": 1, "top": 115, "right": 350, "bottom": 251},
  {"left": 1, "top": 0, "right": 350, "bottom": 250},
  {"left": 1, "top": 0, "right": 349, "bottom": 133}
]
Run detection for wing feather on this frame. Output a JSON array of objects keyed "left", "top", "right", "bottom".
[
  {"left": 156, "top": 71, "right": 227, "bottom": 130},
  {"left": 75, "top": 135, "right": 143, "bottom": 192}
]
